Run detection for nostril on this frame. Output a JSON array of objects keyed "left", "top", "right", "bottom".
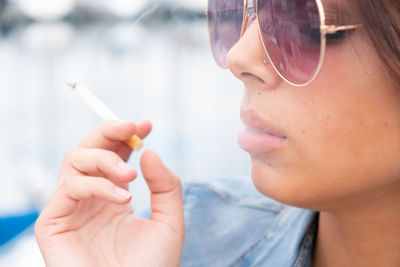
[{"left": 242, "top": 72, "right": 266, "bottom": 84}]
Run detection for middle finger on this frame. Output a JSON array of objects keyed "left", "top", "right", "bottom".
[{"left": 62, "top": 148, "right": 137, "bottom": 184}]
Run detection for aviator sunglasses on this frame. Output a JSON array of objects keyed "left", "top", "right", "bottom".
[{"left": 207, "top": 0, "right": 362, "bottom": 86}]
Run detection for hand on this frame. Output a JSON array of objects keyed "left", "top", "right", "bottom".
[{"left": 35, "top": 120, "right": 184, "bottom": 267}]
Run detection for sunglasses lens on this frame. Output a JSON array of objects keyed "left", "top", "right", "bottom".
[
  {"left": 258, "top": 0, "right": 322, "bottom": 85},
  {"left": 207, "top": 0, "right": 244, "bottom": 68}
]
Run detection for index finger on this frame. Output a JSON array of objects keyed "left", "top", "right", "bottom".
[{"left": 79, "top": 120, "right": 152, "bottom": 151}]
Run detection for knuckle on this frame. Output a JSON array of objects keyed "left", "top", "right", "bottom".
[
  {"left": 92, "top": 149, "right": 113, "bottom": 164},
  {"left": 59, "top": 175, "right": 75, "bottom": 189}
]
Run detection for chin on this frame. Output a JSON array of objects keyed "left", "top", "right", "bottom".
[{"left": 250, "top": 161, "right": 320, "bottom": 210}]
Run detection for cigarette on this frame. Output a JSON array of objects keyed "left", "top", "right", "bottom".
[{"left": 66, "top": 81, "right": 143, "bottom": 151}]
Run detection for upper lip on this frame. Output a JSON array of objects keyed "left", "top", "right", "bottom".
[{"left": 240, "top": 108, "right": 287, "bottom": 139}]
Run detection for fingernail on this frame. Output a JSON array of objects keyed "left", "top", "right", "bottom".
[
  {"left": 114, "top": 187, "right": 132, "bottom": 199},
  {"left": 118, "top": 161, "right": 133, "bottom": 172}
]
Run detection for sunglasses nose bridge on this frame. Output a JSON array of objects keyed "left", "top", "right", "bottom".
[
  {"left": 241, "top": 4, "right": 257, "bottom": 38},
  {"left": 246, "top": 0, "right": 256, "bottom": 17}
]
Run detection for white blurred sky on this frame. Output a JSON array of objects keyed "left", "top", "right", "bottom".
[{"left": 12, "top": 0, "right": 206, "bottom": 21}]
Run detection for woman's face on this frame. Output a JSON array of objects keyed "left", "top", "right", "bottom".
[{"left": 227, "top": 5, "right": 400, "bottom": 210}]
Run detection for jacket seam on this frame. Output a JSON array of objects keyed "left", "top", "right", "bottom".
[{"left": 229, "top": 207, "right": 289, "bottom": 266}]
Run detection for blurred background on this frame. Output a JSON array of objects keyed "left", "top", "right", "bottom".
[{"left": 0, "top": 0, "right": 250, "bottom": 265}]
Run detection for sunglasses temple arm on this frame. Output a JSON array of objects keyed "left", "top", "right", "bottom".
[{"left": 321, "top": 24, "right": 362, "bottom": 34}]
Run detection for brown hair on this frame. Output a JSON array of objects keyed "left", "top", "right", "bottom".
[{"left": 350, "top": 0, "right": 400, "bottom": 83}]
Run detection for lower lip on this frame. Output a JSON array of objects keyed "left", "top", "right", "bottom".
[{"left": 238, "top": 128, "right": 286, "bottom": 154}]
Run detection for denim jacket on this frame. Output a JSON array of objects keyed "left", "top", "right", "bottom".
[{"left": 180, "top": 176, "right": 318, "bottom": 267}]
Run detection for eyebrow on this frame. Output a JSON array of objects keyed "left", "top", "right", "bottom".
[{"left": 323, "top": 2, "right": 359, "bottom": 26}]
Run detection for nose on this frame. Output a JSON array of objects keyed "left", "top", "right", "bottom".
[{"left": 226, "top": 15, "right": 281, "bottom": 88}]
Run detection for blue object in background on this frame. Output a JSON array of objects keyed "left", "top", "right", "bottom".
[{"left": 0, "top": 211, "right": 39, "bottom": 247}]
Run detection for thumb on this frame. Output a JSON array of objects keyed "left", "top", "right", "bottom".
[{"left": 140, "top": 150, "right": 184, "bottom": 233}]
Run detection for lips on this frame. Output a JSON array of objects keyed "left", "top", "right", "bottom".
[
  {"left": 238, "top": 108, "right": 287, "bottom": 154},
  {"left": 240, "top": 108, "right": 286, "bottom": 139}
]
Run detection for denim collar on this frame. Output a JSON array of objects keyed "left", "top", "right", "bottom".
[
  {"left": 180, "top": 178, "right": 320, "bottom": 267},
  {"left": 293, "top": 212, "right": 319, "bottom": 267},
  {"left": 238, "top": 208, "right": 318, "bottom": 267}
]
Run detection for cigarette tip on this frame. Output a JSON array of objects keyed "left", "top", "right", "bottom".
[{"left": 66, "top": 80, "right": 78, "bottom": 90}]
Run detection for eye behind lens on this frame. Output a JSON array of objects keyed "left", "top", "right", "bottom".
[
  {"left": 299, "top": 27, "right": 355, "bottom": 46},
  {"left": 325, "top": 29, "right": 355, "bottom": 44}
]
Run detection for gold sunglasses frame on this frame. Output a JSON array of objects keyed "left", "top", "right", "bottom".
[{"left": 207, "top": 0, "right": 362, "bottom": 87}]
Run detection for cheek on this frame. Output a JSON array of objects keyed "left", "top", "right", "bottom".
[
  {"left": 292, "top": 102, "right": 400, "bottom": 208},
  {"left": 252, "top": 122, "right": 400, "bottom": 210},
  {"left": 251, "top": 35, "right": 400, "bottom": 209}
]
